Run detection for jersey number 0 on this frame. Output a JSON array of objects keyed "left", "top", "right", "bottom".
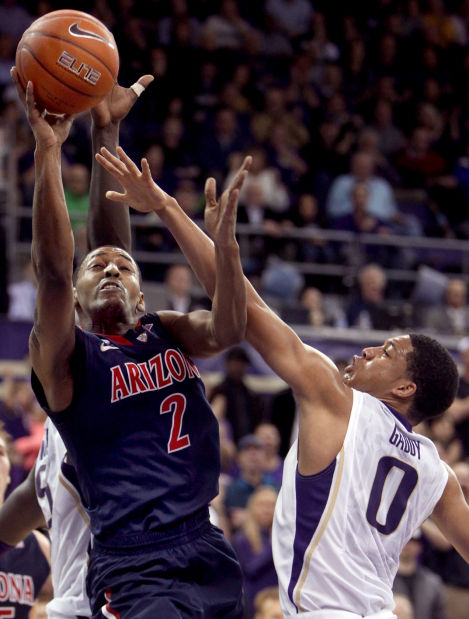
[{"left": 366, "top": 456, "right": 418, "bottom": 535}]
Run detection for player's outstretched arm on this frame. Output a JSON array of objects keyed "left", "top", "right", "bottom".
[
  {"left": 0, "top": 468, "right": 46, "bottom": 547},
  {"left": 431, "top": 464, "right": 469, "bottom": 563},
  {"left": 11, "top": 68, "right": 76, "bottom": 413},
  {"left": 95, "top": 147, "right": 346, "bottom": 405},
  {"left": 96, "top": 146, "right": 246, "bottom": 354},
  {"left": 88, "top": 75, "right": 154, "bottom": 252}
]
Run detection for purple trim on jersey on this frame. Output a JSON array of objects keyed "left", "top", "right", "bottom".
[
  {"left": 384, "top": 403, "right": 412, "bottom": 432},
  {"left": 288, "top": 458, "right": 336, "bottom": 611}
]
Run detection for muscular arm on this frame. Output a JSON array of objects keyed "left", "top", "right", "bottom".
[
  {"left": 87, "top": 120, "right": 131, "bottom": 251},
  {"left": 87, "top": 76, "right": 154, "bottom": 251},
  {"left": 0, "top": 467, "right": 45, "bottom": 545},
  {"left": 97, "top": 149, "right": 247, "bottom": 355},
  {"left": 431, "top": 464, "right": 469, "bottom": 562},
  {"left": 29, "top": 115, "right": 76, "bottom": 412}
]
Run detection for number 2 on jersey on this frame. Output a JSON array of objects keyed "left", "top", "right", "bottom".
[
  {"left": 366, "top": 456, "right": 418, "bottom": 534},
  {"left": 160, "top": 393, "right": 190, "bottom": 453}
]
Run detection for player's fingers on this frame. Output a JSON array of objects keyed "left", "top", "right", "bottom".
[
  {"left": 95, "top": 152, "right": 124, "bottom": 176},
  {"left": 225, "top": 188, "right": 240, "bottom": 220},
  {"left": 228, "top": 157, "right": 251, "bottom": 193},
  {"left": 130, "top": 74, "right": 154, "bottom": 98},
  {"left": 204, "top": 177, "right": 217, "bottom": 206},
  {"left": 116, "top": 146, "right": 141, "bottom": 175}
]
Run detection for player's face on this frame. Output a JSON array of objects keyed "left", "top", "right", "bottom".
[
  {"left": 75, "top": 247, "right": 144, "bottom": 324},
  {"left": 342, "top": 335, "right": 414, "bottom": 399}
]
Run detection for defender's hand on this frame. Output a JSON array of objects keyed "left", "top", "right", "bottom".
[
  {"left": 91, "top": 74, "right": 154, "bottom": 128},
  {"left": 204, "top": 156, "right": 251, "bottom": 246},
  {"left": 95, "top": 145, "right": 174, "bottom": 213}
]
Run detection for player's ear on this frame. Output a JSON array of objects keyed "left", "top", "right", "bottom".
[
  {"left": 392, "top": 380, "right": 416, "bottom": 400},
  {"left": 137, "top": 291, "right": 145, "bottom": 313}
]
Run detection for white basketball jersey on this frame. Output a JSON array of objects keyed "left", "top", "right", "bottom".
[
  {"left": 35, "top": 418, "right": 91, "bottom": 618},
  {"left": 273, "top": 389, "right": 448, "bottom": 617}
]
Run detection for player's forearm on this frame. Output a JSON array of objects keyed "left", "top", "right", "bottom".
[
  {"left": 88, "top": 122, "right": 131, "bottom": 252},
  {"left": 211, "top": 242, "right": 246, "bottom": 347},
  {"left": 32, "top": 146, "right": 74, "bottom": 279},
  {"left": 0, "top": 469, "right": 45, "bottom": 545}
]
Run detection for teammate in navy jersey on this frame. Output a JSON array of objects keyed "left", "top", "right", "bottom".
[
  {"left": 0, "top": 428, "right": 51, "bottom": 618},
  {"left": 97, "top": 144, "right": 469, "bottom": 619},
  {"left": 8, "top": 68, "right": 247, "bottom": 619},
  {"left": 0, "top": 73, "right": 154, "bottom": 619}
]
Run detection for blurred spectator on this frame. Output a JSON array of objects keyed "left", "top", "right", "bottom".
[
  {"left": 157, "top": 263, "right": 209, "bottom": 312},
  {"left": 224, "top": 434, "right": 278, "bottom": 532},
  {"left": 393, "top": 528, "right": 447, "bottom": 619},
  {"left": 330, "top": 181, "right": 392, "bottom": 267},
  {"left": 326, "top": 151, "right": 422, "bottom": 236},
  {"left": 287, "top": 193, "right": 334, "bottom": 264},
  {"left": 427, "top": 412, "right": 463, "bottom": 466},
  {"left": 253, "top": 586, "right": 282, "bottom": 619},
  {"left": 422, "top": 277, "right": 469, "bottom": 335},
  {"left": 370, "top": 99, "right": 406, "bottom": 158},
  {"left": 394, "top": 126, "right": 448, "bottom": 189},
  {"left": 282, "top": 286, "right": 345, "bottom": 327},
  {"left": 254, "top": 422, "right": 283, "bottom": 486},
  {"left": 251, "top": 87, "right": 309, "bottom": 150},
  {"left": 232, "top": 486, "right": 278, "bottom": 617},
  {"left": 7, "top": 258, "right": 36, "bottom": 322},
  {"left": 393, "top": 593, "right": 415, "bottom": 619},
  {"left": 63, "top": 162, "right": 90, "bottom": 231},
  {"left": 225, "top": 147, "right": 290, "bottom": 214},
  {"left": 0, "top": 374, "right": 34, "bottom": 442},
  {"left": 196, "top": 106, "right": 247, "bottom": 184},
  {"left": 345, "top": 263, "right": 408, "bottom": 330},
  {"left": 210, "top": 347, "right": 264, "bottom": 444},
  {"left": 202, "top": 0, "right": 255, "bottom": 51},
  {"left": 447, "top": 336, "right": 469, "bottom": 457},
  {"left": 264, "top": 0, "right": 314, "bottom": 43}
]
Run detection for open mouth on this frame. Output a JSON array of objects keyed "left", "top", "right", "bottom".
[{"left": 99, "top": 281, "right": 124, "bottom": 293}]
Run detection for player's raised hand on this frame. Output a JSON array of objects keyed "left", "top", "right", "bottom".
[
  {"left": 204, "top": 155, "right": 251, "bottom": 247},
  {"left": 10, "top": 67, "right": 74, "bottom": 149},
  {"left": 91, "top": 74, "right": 154, "bottom": 128},
  {"left": 95, "top": 145, "right": 174, "bottom": 213}
]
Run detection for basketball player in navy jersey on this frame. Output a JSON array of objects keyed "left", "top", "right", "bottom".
[
  {"left": 0, "top": 72, "right": 154, "bottom": 619},
  {"left": 97, "top": 145, "right": 469, "bottom": 619},
  {"left": 0, "top": 427, "right": 51, "bottom": 618},
  {"left": 3, "top": 69, "right": 248, "bottom": 618}
]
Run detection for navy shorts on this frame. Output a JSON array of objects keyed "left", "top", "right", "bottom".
[{"left": 87, "top": 509, "right": 244, "bottom": 618}]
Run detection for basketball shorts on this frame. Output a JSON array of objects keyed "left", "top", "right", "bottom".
[{"left": 87, "top": 508, "right": 244, "bottom": 618}]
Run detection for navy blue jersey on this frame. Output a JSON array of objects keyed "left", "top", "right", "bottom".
[
  {"left": 0, "top": 532, "right": 50, "bottom": 618},
  {"left": 31, "top": 313, "right": 220, "bottom": 544}
]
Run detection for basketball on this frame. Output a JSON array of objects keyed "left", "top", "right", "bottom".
[{"left": 15, "top": 9, "right": 119, "bottom": 115}]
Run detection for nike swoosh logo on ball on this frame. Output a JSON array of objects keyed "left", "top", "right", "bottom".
[{"left": 69, "top": 22, "right": 115, "bottom": 48}]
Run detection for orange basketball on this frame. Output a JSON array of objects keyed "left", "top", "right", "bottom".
[{"left": 15, "top": 9, "right": 119, "bottom": 115}]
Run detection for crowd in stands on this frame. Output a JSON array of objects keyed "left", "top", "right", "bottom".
[
  {"left": 1, "top": 0, "right": 469, "bottom": 323},
  {"left": 2, "top": 0, "right": 469, "bottom": 617}
]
